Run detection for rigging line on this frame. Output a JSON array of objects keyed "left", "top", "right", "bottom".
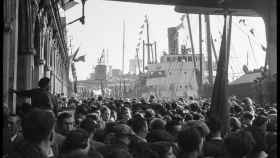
[
  {"left": 231, "top": 21, "right": 266, "bottom": 53},
  {"left": 217, "top": 16, "right": 266, "bottom": 54},
  {"left": 247, "top": 35, "right": 260, "bottom": 67}
]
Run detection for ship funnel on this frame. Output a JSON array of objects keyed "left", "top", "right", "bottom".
[{"left": 168, "top": 27, "right": 179, "bottom": 55}]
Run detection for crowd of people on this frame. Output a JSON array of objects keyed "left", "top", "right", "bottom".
[{"left": 3, "top": 78, "right": 277, "bottom": 158}]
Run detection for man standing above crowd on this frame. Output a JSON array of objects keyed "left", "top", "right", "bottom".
[{"left": 9, "top": 77, "right": 58, "bottom": 113}]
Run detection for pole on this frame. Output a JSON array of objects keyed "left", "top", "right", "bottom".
[
  {"left": 210, "top": 34, "right": 218, "bottom": 62},
  {"left": 123, "top": 80, "right": 126, "bottom": 98},
  {"left": 151, "top": 43, "right": 154, "bottom": 64},
  {"left": 199, "top": 14, "right": 203, "bottom": 87},
  {"left": 119, "top": 80, "right": 122, "bottom": 97},
  {"left": 226, "top": 16, "right": 232, "bottom": 70},
  {"left": 142, "top": 40, "right": 145, "bottom": 72},
  {"left": 136, "top": 48, "right": 142, "bottom": 74},
  {"left": 154, "top": 41, "right": 157, "bottom": 63},
  {"left": 186, "top": 14, "right": 197, "bottom": 68},
  {"left": 122, "top": 20, "right": 125, "bottom": 74},
  {"left": 145, "top": 16, "right": 151, "bottom": 64},
  {"left": 205, "top": 14, "right": 213, "bottom": 86},
  {"left": 210, "top": 14, "right": 232, "bottom": 135}
]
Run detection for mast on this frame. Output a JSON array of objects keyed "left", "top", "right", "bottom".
[
  {"left": 151, "top": 43, "right": 154, "bottom": 64},
  {"left": 122, "top": 20, "right": 125, "bottom": 74},
  {"left": 199, "top": 14, "right": 203, "bottom": 87},
  {"left": 145, "top": 15, "right": 151, "bottom": 64},
  {"left": 136, "top": 48, "right": 141, "bottom": 74},
  {"left": 205, "top": 15, "right": 213, "bottom": 86},
  {"left": 210, "top": 34, "right": 218, "bottom": 62},
  {"left": 142, "top": 40, "right": 145, "bottom": 72},
  {"left": 186, "top": 14, "right": 197, "bottom": 68},
  {"left": 154, "top": 41, "right": 157, "bottom": 63}
]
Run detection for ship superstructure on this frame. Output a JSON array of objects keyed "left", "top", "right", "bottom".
[{"left": 144, "top": 53, "right": 207, "bottom": 99}]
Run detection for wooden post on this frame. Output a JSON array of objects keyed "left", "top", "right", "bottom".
[
  {"left": 154, "top": 42, "right": 157, "bottom": 63},
  {"left": 186, "top": 14, "right": 197, "bottom": 68},
  {"left": 198, "top": 14, "right": 203, "bottom": 87},
  {"left": 142, "top": 40, "right": 145, "bottom": 72},
  {"left": 205, "top": 15, "right": 213, "bottom": 86},
  {"left": 145, "top": 16, "right": 151, "bottom": 64}
]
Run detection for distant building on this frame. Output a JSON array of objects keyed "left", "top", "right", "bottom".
[
  {"left": 112, "top": 69, "right": 122, "bottom": 78},
  {"left": 129, "top": 58, "right": 143, "bottom": 74}
]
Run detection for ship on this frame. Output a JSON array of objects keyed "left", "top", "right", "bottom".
[{"left": 142, "top": 52, "right": 207, "bottom": 99}]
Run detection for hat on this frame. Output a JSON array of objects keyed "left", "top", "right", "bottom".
[
  {"left": 112, "top": 124, "right": 135, "bottom": 136},
  {"left": 182, "top": 120, "right": 210, "bottom": 137},
  {"left": 150, "top": 118, "right": 166, "bottom": 130}
]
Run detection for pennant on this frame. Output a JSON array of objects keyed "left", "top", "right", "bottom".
[
  {"left": 144, "top": 15, "right": 148, "bottom": 23},
  {"left": 180, "top": 15, "right": 185, "bottom": 21},
  {"left": 73, "top": 47, "right": 80, "bottom": 60},
  {"left": 140, "top": 24, "right": 144, "bottom": 29},
  {"left": 139, "top": 30, "right": 143, "bottom": 34},
  {"left": 176, "top": 23, "right": 183, "bottom": 29},
  {"left": 249, "top": 28, "right": 255, "bottom": 36},
  {"left": 261, "top": 45, "right": 266, "bottom": 51}
]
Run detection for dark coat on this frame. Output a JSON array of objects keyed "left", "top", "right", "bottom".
[
  {"left": 17, "top": 88, "right": 57, "bottom": 111},
  {"left": 8, "top": 140, "right": 48, "bottom": 158}
]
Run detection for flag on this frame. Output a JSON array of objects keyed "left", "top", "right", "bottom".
[
  {"left": 140, "top": 24, "right": 144, "bottom": 29},
  {"left": 74, "top": 55, "right": 86, "bottom": 62},
  {"left": 261, "top": 45, "right": 266, "bottom": 51},
  {"left": 180, "top": 15, "right": 185, "bottom": 21},
  {"left": 139, "top": 30, "right": 143, "bottom": 34},
  {"left": 68, "top": 47, "right": 80, "bottom": 62},
  {"left": 249, "top": 28, "right": 255, "bottom": 36},
  {"left": 210, "top": 15, "right": 232, "bottom": 134},
  {"left": 176, "top": 23, "right": 183, "bottom": 29},
  {"left": 73, "top": 47, "right": 80, "bottom": 60},
  {"left": 144, "top": 15, "right": 148, "bottom": 23}
]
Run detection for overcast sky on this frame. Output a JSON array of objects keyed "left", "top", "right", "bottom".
[{"left": 64, "top": 0, "right": 266, "bottom": 81}]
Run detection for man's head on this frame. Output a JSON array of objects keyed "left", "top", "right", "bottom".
[
  {"left": 224, "top": 130, "right": 255, "bottom": 158},
  {"left": 112, "top": 124, "right": 135, "bottom": 145},
  {"left": 21, "top": 109, "right": 56, "bottom": 144},
  {"left": 8, "top": 114, "right": 21, "bottom": 137},
  {"left": 80, "top": 117, "right": 98, "bottom": 138},
  {"left": 61, "top": 128, "right": 90, "bottom": 154},
  {"left": 165, "top": 120, "right": 182, "bottom": 138},
  {"left": 128, "top": 116, "right": 148, "bottom": 139},
  {"left": 38, "top": 77, "right": 50, "bottom": 90},
  {"left": 101, "top": 106, "right": 111, "bottom": 122},
  {"left": 177, "top": 127, "right": 204, "bottom": 155},
  {"left": 57, "top": 112, "right": 75, "bottom": 136},
  {"left": 150, "top": 118, "right": 166, "bottom": 131}
]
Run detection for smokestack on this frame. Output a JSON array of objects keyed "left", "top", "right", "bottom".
[{"left": 168, "top": 27, "right": 179, "bottom": 55}]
